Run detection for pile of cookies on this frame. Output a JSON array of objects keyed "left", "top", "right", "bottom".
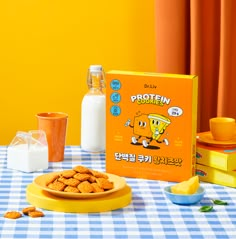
[
  {"left": 46, "top": 165, "right": 114, "bottom": 193},
  {"left": 4, "top": 206, "right": 44, "bottom": 219}
]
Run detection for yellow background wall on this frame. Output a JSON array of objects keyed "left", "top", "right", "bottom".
[{"left": 0, "top": 0, "right": 156, "bottom": 145}]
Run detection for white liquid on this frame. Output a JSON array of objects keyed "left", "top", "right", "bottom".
[
  {"left": 7, "top": 144, "right": 48, "bottom": 173},
  {"left": 81, "top": 94, "right": 106, "bottom": 152}
]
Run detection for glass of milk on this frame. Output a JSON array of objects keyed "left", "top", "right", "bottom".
[{"left": 7, "top": 130, "right": 48, "bottom": 173}]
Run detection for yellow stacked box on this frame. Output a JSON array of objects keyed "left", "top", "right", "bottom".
[{"left": 196, "top": 141, "right": 236, "bottom": 187}]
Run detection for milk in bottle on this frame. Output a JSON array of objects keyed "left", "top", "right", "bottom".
[{"left": 81, "top": 65, "right": 106, "bottom": 152}]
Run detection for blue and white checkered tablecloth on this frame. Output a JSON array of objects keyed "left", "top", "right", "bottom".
[{"left": 0, "top": 146, "right": 236, "bottom": 239}]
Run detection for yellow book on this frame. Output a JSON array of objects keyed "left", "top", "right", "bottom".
[
  {"left": 196, "top": 163, "right": 236, "bottom": 188},
  {"left": 196, "top": 143, "right": 236, "bottom": 171},
  {"left": 106, "top": 70, "right": 198, "bottom": 182}
]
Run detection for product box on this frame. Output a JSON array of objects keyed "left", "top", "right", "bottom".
[
  {"left": 106, "top": 70, "right": 198, "bottom": 182},
  {"left": 196, "top": 164, "right": 236, "bottom": 188},
  {"left": 196, "top": 142, "right": 236, "bottom": 172}
]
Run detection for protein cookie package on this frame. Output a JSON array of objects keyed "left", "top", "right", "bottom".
[{"left": 106, "top": 70, "right": 198, "bottom": 182}]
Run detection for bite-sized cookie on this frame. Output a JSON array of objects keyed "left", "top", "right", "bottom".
[
  {"left": 78, "top": 181, "right": 94, "bottom": 193},
  {"left": 64, "top": 186, "right": 80, "bottom": 193},
  {"left": 73, "top": 165, "right": 90, "bottom": 174},
  {"left": 4, "top": 211, "right": 22, "bottom": 219},
  {"left": 61, "top": 170, "right": 76, "bottom": 178},
  {"left": 74, "top": 173, "right": 91, "bottom": 182},
  {"left": 90, "top": 170, "right": 108, "bottom": 179},
  {"left": 91, "top": 183, "right": 105, "bottom": 193},
  {"left": 44, "top": 166, "right": 114, "bottom": 194},
  {"left": 88, "top": 175, "right": 97, "bottom": 183},
  {"left": 45, "top": 174, "right": 59, "bottom": 186},
  {"left": 57, "top": 176, "right": 67, "bottom": 184},
  {"left": 96, "top": 178, "right": 114, "bottom": 190},
  {"left": 22, "top": 206, "right": 36, "bottom": 215},
  {"left": 59, "top": 177, "right": 80, "bottom": 187},
  {"left": 48, "top": 180, "right": 66, "bottom": 191},
  {"left": 28, "top": 210, "right": 44, "bottom": 218}
]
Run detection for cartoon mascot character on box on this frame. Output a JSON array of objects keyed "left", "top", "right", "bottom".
[{"left": 125, "top": 113, "right": 171, "bottom": 148}]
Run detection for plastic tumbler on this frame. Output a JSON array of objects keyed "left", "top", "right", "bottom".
[{"left": 36, "top": 112, "right": 68, "bottom": 162}]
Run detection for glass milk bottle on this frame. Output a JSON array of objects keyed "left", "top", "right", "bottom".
[{"left": 81, "top": 65, "right": 106, "bottom": 152}]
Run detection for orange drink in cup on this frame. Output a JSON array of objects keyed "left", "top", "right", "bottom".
[
  {"left": 209, "top": 117, "right": 235, "bottom": 141},
  {"left": 36, "top": 112, "right": 68, "bottom": 162}
]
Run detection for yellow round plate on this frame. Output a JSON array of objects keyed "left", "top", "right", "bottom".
[
  {"left": 33, "top": 172, "right": 126, "bottom": 199},
  {"left": 26, "top": 183, "right": 132, "bottom": 213},
  {"left": 197, "top": 131, "right": 236, "bottom": 147}
]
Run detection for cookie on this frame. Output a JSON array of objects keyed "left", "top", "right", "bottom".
[
  {"left": 88, "top": 175, "right": 97, "bottom": 183},
  {"left": 60, "top": 177, "right": 80, "bottom": 187},
  {"left": 57, "top": 176, "right": 67, "bottom": 184},
  {"left": 4, "top": 211, "right": 22, "bottom": 219},
  {"left": 96, "top": 178, "right": 114, "bottom": 190},
  {"left": 48, "top": 180, "right": 66, "bottom": 191},
  {"left": 22, "top": 206, "right": 36, "bottom": 215},
  {"left": 78, "top": 181, "right": 94, "bottom": 193},
  {"left": 64, "top": 186, "right": 80, "bottom": 193},
  {"left": 73, "top": 173, "right": 91, "bottom": 182},
  {"left": 28, "top": 210, "right": 44, "bottom": 218},
  {"left": 73, "top": 165, "right": 90, "bottom": 174},
  {"left": 61, "top": 170, "right": 76, "bottom": 178},
  {"left": 45, "top": 174, "right": 59, "bottom": 186},
  {"left": 91, "top": 183, "right": 104, "bottom": 193},
  {"left": 90, "top": 170, "right": 108, "bottom": 179}
]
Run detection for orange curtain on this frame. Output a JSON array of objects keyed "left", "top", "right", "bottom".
[{"left": 155, "top": 0, "right": 236, "bottom": 132}]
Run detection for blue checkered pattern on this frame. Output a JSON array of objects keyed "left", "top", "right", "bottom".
[{"left": 0, "top": 146, "right": 236, "bottom": 239}]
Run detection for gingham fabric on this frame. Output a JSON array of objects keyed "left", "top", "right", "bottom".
[{"left": 0, "top": 146, "right": 236, "bottom": 239}]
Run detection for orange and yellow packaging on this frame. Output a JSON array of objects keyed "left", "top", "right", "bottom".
[
  {"left": 196, "top": 164, "right": 236, "bottom": 188},
  {"left": 106, "top": 70, "right": 198, "bottom": 182},
  {"left": 196, "top": 142, "right": 236, "bottom": 172}
]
